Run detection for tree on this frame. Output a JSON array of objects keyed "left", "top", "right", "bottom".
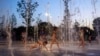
[
  {"left": 36, "top": 13, "right": 42, "bottom": 24},
  {"left": 16, "top": 26, "right": 26, "bottom": 40},
  {"left": 73, "top": 20, "right": 80, "bottom": 32},
  {"left": 79, "top": 27, "right": 97, "bottom": 41},
  {"left": 38, "top": 22, "right": 53, "bottom": 36},
  {"left": 0, "top": 15, "right": 5, "bottom": 30},
  {"left": 11, "top": 14, "right": 17, "bottom": 28},
  {"left": 73, "top": 20, "right": 80, "bottom": 40},
  {"left": 17, "top": 0, "right": 39, "bottom": 27}
]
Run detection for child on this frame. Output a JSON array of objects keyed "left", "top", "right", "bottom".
[
  {"left": 50, "top": 27, "right": 59, "bottom": 51},
  {"left": 79, "top": 29, "right": 85, "bottom": 47}
]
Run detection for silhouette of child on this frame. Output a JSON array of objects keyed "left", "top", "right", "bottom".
[
  {"left": 50, "top": 27, "right": 59, "bottom": 51},
  {"left": 79, "top": 29, "right": 85, "bottom": 47}
]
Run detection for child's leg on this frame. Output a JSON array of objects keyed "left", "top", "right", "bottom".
[
  {"left": 80, "top": 37, "right": 85, "bottom": 47},
  {"left": 56, "top": 40, "right": 60, "bottom": 49},
  {"left": 50, "top": 40, "right": 55, "bottom": 51}
]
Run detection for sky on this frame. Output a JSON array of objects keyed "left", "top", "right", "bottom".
[{"left": 0, "top": 0, "right": 100, "bottom": 28}]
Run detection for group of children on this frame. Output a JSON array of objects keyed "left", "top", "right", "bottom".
[
  {"left": 21, "top": 27, "right": 87, "bottom": 51},
  {"left": 21, "top": 27, "right": 60, "bottom": 51}
]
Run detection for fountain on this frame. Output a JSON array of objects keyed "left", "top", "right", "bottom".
[
  {"left": 1, "top": 0, "right": 100, "bottom": 56},
  {"left": 6, "top": 15, "right": 14, "bottom": 56}
]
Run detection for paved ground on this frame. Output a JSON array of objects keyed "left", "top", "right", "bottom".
[{"left": 0, "top": 41, "right": 100, "bottom": 56}]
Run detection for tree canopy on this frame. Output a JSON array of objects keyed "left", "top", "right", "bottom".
[{"left": 17, "top": 0, "right": 39, "bottom": 27}]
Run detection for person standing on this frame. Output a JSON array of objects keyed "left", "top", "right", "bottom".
[
  {"left": 50, "top": 27, "right": 60, "bottom": 51},
  {"left": 79, "top": 29, "right": 85, "bottom": 47}
]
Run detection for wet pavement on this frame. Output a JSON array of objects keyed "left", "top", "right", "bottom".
[
  {"left": 0, "top": 42, "right": 100, "bottom": 56},
  {"left": 0, "top": 47, "right": 100, "bottom": 56}
]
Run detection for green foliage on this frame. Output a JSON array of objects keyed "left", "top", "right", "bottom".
[
  {"left": 17, "top": 0, "right": 39, "bottom": 26},
  {"left": 38, "top": 22, "right": 53, "bottom": 36}
]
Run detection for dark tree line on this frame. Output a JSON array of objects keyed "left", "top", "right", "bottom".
[
  {"left": 73, "top": 20, "right": 97, "bottom": 42},
  {"left": 11, "top": 22, "right": 55, "bottom": 41},
  {"left": 79, "top": 27, "right": 97, "bottom": 42}
]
